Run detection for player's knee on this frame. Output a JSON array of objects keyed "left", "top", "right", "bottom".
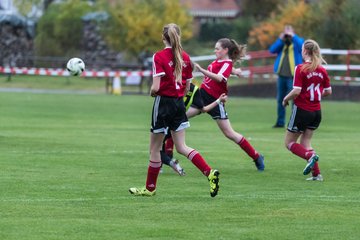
[{"left": 286, "top": 141, "right": 295, "bottom": 150}]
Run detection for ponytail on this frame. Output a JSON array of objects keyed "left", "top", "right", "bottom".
[
  {"left": 301, "top": 39, "right": 326, "bottom": 73},
  {"left": 163, "top": 23, "right": 183, "bottom": 84}
]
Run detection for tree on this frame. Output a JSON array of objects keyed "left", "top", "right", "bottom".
[
  {"left": 247, "top": 0, "right": 360, "bottom": 50},
  {"left": 301, "top": 0, "right": 360, "bottom": 49},
  {"left": 239, "top": 0, "right": 283, "bottom": 21},
  {"left": 100, "top": 0, "right": 193, "bottom": 57},
  {"left": 248, "top": 0, "right": 309, "bottom": 49},
  {"left": 34, "top": 0, "right": 92, "bottom": 57}
]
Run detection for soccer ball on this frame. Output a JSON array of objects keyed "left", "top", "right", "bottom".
[{"left": 66, "top": 57, "right": 85, "bottom": 76}]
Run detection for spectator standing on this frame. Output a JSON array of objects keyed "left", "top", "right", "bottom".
[{"left": 269, "top": 25, "right": 304, "bottom": 128}]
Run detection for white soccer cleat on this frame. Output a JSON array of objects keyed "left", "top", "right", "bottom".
[
  {"left": 170, "top": 159, "right": 186, "bottom": 176},
  {"left": 306, "top": 174, "right": 323, "bottom": 181}
]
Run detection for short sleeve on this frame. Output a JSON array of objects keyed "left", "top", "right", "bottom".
[
  {"left": 293, "top": 65, "right": 302, "bottom": 89},
  {"left": 152, "top": 53, "right": 165, "bottom": 77},
  {"left": 218, "top": 61, "right": 232, "bottom": 81},
  {"left": 323, "top": 69, "right": 331, "bottom": 89},
  {"left": 183, "top": 56, "right": 193, "bottom": 82}
]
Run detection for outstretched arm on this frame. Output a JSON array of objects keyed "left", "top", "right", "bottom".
[{"left": 193, "top": 63, "right": 223, "bottom": 82}]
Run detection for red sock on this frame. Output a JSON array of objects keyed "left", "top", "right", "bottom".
[
  {"left": 145, "top": 165, "right": 161, "bottom": 192},
  {"left": 165, "top": 137, "right": 174, "bottom": 157},
  {"left": 308, "top": 149, "right": 320, "bottom": 176},
  {"left": 289, "top": 143, "right": 313, "bottom": 161},
  {"left": 188, "top": 150, "right": 211, "bottom": 176},
  {"left": 238, "top": 137, "right": 259, "bottom": 160}
]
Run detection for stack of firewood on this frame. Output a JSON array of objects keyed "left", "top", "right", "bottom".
[
  {"left": 0, "top": 23, "right": 33, "bottom": 67},
  {"left": 82, "top": 21, "right": 121, "bottom": 70}
]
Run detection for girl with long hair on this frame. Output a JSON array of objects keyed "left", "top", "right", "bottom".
[
  {"left": 192, "top": 38, "right": 265, "bottom": 171},
  {"left": 283, "top": 39, "right": 332, "bottom": 180},
  {"left": 129, "top": 23, "right": 220, "bottom": 197}
]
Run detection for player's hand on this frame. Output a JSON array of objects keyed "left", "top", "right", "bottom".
[
  {"left": 150, "top": 88, "right": 157, "bottom": 97},
  {"left": 232, "top": 68, "right": 242, "bottom": 78},
  {"left": 282, "top": 99, "right": 289, "bottom": 107},
  {"left": 219, "top": 93, "right": 228, "bottom": 103},
  {"left": 193, "top": 63, "right": 201, "bottom": 71},
  {"left": 279, "top": 32, "right": 285, "bottom": 40}
]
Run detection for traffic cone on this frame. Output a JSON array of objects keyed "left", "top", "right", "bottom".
[{"left": 112, "top": 76, "right": 122, "bottom": 95}]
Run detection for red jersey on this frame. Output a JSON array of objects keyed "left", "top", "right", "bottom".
[
  {"left": 152, "top": 47, "right": 193, "bottom": 97},
  {"left": 293, "top": 63, "right": 331, "bottom": 111},
  {"left": 200, "top": 59, "right": 233, "bottom": 98}
]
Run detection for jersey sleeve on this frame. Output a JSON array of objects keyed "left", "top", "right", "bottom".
[
  {"left": 322, "top": 68, "right": 331, "bottom": 90},
  {"left": 293, "top": 65, "right": 302, "bottom": 89},
  {"left": 217, "top": 61, "right": 232, "bottom": 81},
  {"left": 183, "top": 55, "right": 193, "bottom": 82},
  {"left": 152, "top": 53, "right": 165, "bottom": 77}
]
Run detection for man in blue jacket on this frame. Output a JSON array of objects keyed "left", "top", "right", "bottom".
[{"left": 269, "top": 25, "right": 304, "bottom": 128}]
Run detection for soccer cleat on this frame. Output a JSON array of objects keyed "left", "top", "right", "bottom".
[
  {"left": 129, "top": 187, "right": 156, "bottom": 196},
  {"left": 306, "top": 174, "right": 323, "bottom": 181},
  {"left": 303, "top": 154, "right": 319, "bottom": 175},
  {"left": 208, "top": 169, "right": 220, "bottom": 197},
  {"left": 170, "top": 159, "right": 186, "bottom": 176},
  {"left": 254, "top": 154, "right": 265, "bottom": 171}
]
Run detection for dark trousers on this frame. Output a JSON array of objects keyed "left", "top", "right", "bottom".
[{"left": 276, "top": 75, "right": 293, "bottom": 126}]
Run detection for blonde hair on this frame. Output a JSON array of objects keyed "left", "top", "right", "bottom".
[
  {"left": 162, "top": 23, "right": 183, "bottom": 84},
  {"left": 301, "top": 39, "right": 327, "bottom": 73},
  {"left": 217, "top": 38, "right": 247, "bottom": 63}
]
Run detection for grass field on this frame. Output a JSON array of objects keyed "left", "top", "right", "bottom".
[{"left": 0, "top": 91, "right": 359, "bottom": 240}]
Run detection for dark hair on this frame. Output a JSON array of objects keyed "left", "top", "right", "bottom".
[{"left": 217, "top": 38, "right": 246, "bottom": 62}]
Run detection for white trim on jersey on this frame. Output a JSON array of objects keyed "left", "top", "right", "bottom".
[
  {"left": 151, "top": 53, "right": 165, "bottom": 78},
  {"left": 153, "top": 72, "right": 165, "bottom": 77},
  {"left": 293, "top": 65, "right": 299, "bottom": 87},
  {"left": 324, "top": 87, "right": 332, "bottom": 90},
  {"left": 218, "top": 62, "right": 230, "bottom": 81}
]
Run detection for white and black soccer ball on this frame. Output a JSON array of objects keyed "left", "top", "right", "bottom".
[{"left": 66, "top": 57, "right": 85, "bottom": 76}]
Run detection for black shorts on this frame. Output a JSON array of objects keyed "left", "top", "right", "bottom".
[
  {"left": 200, "top": 88, "right": 228, "bottom": 120},
  {"left": 287, "top": 105, "right": 322, "bottom": 133},
  {"left": 151, "top": 96, "right": 190, "bottom": 134}
]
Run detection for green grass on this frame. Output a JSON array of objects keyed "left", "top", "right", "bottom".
[{"left": 0, "top": 92, "right": 359, "bottom": 240}]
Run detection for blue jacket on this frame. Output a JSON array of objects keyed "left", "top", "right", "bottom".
[{"left": 269, "top": 34, "right": 304, "bottom": 75}]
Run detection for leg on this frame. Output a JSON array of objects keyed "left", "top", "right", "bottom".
[
  {"left": 164, "top": 137, "right": 174, "bottom": 158},
  {"left": 299, "top": 129, "right": 314, "bottom": 150},
  {"left": 300, "top": 130, "right": 321, "bottom": 178},
  {"left": 285, "top": 130, "right": 313, "bottom": 160},
  {"left": 129, "top": 132, "right": 164, "bottom": 196},
  {"left": 216, "top": 119, "right": 264, "bottom": 170},
  {"left": 171, "top": 129, "right": 211, "bottom": 176},
  {"left": 186, "top": 106, "right": 202, "bottom": 119},
  {"left": 172, "top": 129, "right": 220, "bottom": 197},
  {"left": 285, "top": 130, "right": 319, "bottom": 175},
  {"left": 275, "top": 76, "right": 286, "bottom": 127},
  {"left": 146, "top": 132, "right": 165, "bottom": 190},
  {"left": 217, "top": 119, "right": 260, "bottom": 160}
]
